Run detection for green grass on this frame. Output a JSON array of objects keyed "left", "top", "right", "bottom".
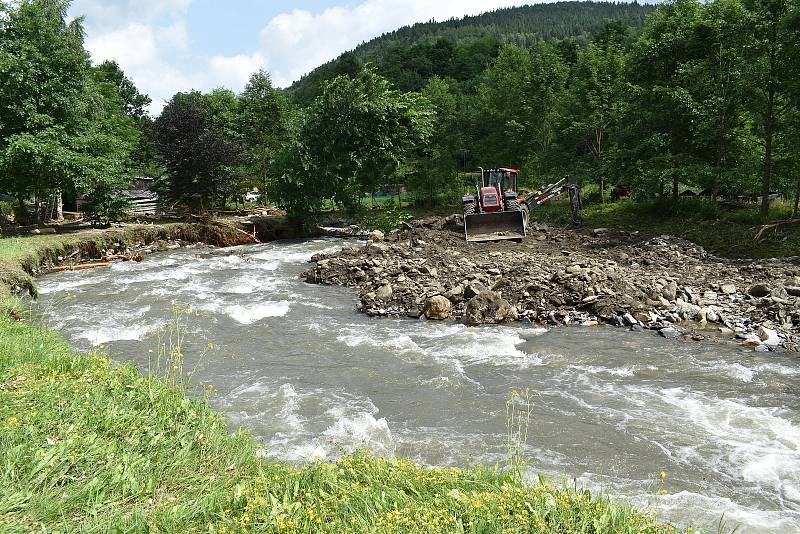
[
  {"left": 0, "top": 229, "right": 684, "bottom": 532},
  {"left": 531, "top": 198, "right": 800, "bottom": 259}
]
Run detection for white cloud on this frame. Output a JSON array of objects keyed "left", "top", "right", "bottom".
[
  {"left": 259, "top": 1, "right": 529, "bottom": 87},
  {"left": 208, "top": 53, "right": 265, "bottom": 91},
  {"left": 71, "top": 0, "right": 574, "bottom": 113},
  {"left": 71, "top": 0, "right": 197, "bottom": 113},
  {"left": 157, "top": 20, "right": 189, "bottom": 51},
  {"left": 84, "top": 22, "right": 198, "bottom": 111}
]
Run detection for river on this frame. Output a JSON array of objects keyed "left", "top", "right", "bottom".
[{"left": 32, "top": 238, "right": 800, "bottom": 533}]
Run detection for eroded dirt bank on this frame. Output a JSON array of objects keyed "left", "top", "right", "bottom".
[{"left": 303, "top": 216, "right": 800, "bottom": 352}]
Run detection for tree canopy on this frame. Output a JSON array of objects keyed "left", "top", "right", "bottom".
[
  {"left": 0, "top": 0, "right": 140, "bottom": 223},
  {"left": 2, "top": 0, "right": 800, "bottom": 223},
  {"left": 270, "top": 68, "right": 433, "bottom": 222}
]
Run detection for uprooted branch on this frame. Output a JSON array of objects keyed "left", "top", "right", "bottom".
[{"left": 754, "top": 219, "right": 800, "bottom": 241}]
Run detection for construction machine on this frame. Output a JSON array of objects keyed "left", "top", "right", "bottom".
[
  {"left": 462, "top": 169, "right": 582, "bottom": 242},
  {"left": 462, "top": 168, "right": 526, "bottom": 242}
]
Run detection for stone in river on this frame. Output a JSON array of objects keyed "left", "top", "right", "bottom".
[
  {"left": 659, "top": 327, "right": 680, "bottom": 339},
  {"left": 465, "top": 291, "right": 518, "bottom": 325},
  {"left": 758, "top": 326, "right": 781, "bottom": 347},
  {"left": 424, "top": 296, "right": 452, "bottom": 320},
  {"left": 463, "top": 281, "right": 486, "bottom": 299}
]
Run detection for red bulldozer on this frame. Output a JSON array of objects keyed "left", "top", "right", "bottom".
[
  {"left": 462, "top": 167, "right": 582, "bottom": 242},
  {"left": 462, "top": 167, "right": 527, "bottom": 242}
]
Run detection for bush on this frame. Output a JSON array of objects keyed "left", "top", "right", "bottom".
[
  {"left": 82, "top": 185, "right": 131, "bottom": 227},
  {"left": 361, "top": 204, "right": 414, "bottom": 233}
]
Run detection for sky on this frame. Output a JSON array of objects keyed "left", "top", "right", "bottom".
[{"left": 68, "top": 1, "right": 628, "bottom": 113}]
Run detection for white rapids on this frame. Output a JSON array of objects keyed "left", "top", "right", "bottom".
[{"left": 34, "top": 239, "right": 800, "bottom": 533}]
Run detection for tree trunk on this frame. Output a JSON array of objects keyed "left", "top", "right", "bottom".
[
  {"left": 600, "top": 176, "right": 605, "bottom": 204},
  {"left": 672, "top": 171, "right": 679, "bottom": 204},
  {"left": 793, "top": 176, "right": 800, "bottom": 219},
  {"left": 659, "top": 180, "right": 665, "bottom": 202},
  {"left": 760, "top": 87, "right": 776, "bottom": 218},
  {"left": 711, "top": 173, "right": 719, "bottom": 202},
  {"left": 16, "top": 192, "right": 27, "bottom": 221},
  {"left": 54, "top": 191, "right": 63, "bottom": 221}
]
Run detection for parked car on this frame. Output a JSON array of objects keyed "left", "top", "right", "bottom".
[{"left": 244, "top": 191, "right": 261, "bottom": 203}]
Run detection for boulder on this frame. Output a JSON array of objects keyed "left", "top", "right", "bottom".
[
  {"left": 375, "top": 284, "right": 393, "bottom": 301},
  {"left": 676, "top": 298, "right": 701, "bottom": 319},
  {"left": 368, "top": 230, "right": 385, "bottom": 242},
  {"left": 742, "top": 336, "right": 762, "bottom": 348},
  {"left": 757, "top": 326, "right": 781, "bottom": 347},
  {"left": 420, "top": 265, "right": 438, "bottom": 277},
  {"left": 721, "top": 284, "right": 737, "bottom": 295},
  {"left": 446, "top": 284, "right": 464, "bottom": 300},
  {"left": 424, "top": 296, "right": 452, "bottom": 320},
  {"left": 785, "top": 286, "right": 800, "bottom": 297},
  {"left": 491, "top": 277, "right": 509, "bottom": 291},
  {"left": 771, "top": 285, "right": 789, "bottom": 300},
  {"left": 662, "top": 280, "right": 678, "bottom": 301},
  {"left": 748, "top": 284, "right": 771, "bottom": 298},
  {"left": 465, "top": 291, "right": 519, "bottom": 325},
  {"left": 463, "top": 281, "right": 487, "bottom": 299}
]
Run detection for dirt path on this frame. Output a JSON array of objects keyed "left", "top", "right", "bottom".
[{"left": 303, "top": 216, "right": 800, "bottom": 352}]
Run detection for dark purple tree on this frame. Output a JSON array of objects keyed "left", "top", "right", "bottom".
[{"left": 152, "top": 91, "right": 242, "bottom": 212}]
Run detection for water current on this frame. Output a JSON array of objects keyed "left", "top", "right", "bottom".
[{"left": 33, "top": 239, "right": 800, "bottom": 532}]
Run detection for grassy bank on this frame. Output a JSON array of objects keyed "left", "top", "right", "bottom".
[
  {"left": 0, "top": 222, "right": 258, "bottom": 316},
  {"left": 531, "top": 198, "right": 800, "bottom": 259},
  {"left": 0, "top": 230, "right": 681, "bottom": 532}
]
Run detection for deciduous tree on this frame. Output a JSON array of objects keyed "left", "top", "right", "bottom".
[
  {"left": 152, "top": 91, "right": 242, "bottom": 212},
  {"left": 270, "top": 67, "right": 433, "bottom": 222},
  {"left": 237, "top": 70, "right": 287, "bottom": 204}
]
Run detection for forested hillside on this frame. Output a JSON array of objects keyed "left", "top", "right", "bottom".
[
  {"left": 352, "top": 2, "right": 656, "bottom": 57},
  {"left": 279, "top": 0, "right": 800, "bottom": 225},
  {"left": 2, "top": 0, "right": 799, "bottom": 234},
  {"left": 289, "top": 1, "right": 656, "bottom": 103}
]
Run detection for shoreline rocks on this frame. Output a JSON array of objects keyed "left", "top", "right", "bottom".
[{"left": 302, "top": 216, "right": 800, "bottom": 352}]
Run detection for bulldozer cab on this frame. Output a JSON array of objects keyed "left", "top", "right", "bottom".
[{"left": 482, "top": 168, "right": 518, "bottom": 193}]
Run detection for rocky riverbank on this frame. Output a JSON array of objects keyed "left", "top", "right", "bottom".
[{"left": 302, "top": 216, "right": 800, "bottom": 352}]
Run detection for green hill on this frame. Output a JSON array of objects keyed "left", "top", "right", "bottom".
[{"left": 287, "top": 1, "right": 657, "bottom": 104}]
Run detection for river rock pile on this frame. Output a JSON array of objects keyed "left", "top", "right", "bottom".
[{"left": 302, "top": 217, "right": 800, "bottom": 352}]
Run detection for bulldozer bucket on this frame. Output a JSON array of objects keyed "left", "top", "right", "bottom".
[{"left": 464, "top": 210, "right": 527, "bottom": 242}]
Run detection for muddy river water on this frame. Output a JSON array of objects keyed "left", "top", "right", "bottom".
[{"left": 33, "top": 239, "right": 800, "bottom": 532}]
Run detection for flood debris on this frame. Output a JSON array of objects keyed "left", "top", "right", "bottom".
[{"left": 302, "top": 215, "right": 800, "bottom": 352}]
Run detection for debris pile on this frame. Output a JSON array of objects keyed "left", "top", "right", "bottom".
[{"left": 303, "top": 216, "right": 800, "bottom": 352}]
